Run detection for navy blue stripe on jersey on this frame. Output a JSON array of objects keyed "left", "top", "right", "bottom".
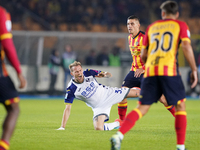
[
  {"left": 84, "top": 69, "right": 101, "bottom": 77},
  {"left": 65, "top": 83, "right": 77, "bottom": 104}
]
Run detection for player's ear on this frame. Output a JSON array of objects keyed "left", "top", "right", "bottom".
[
  {"left": 161, "top": 10, "right": 165, "bottom": 19},
  {"left": 175, "top": 12, "right": 179, "bottom": 19},
  {"left": 70, "top": 72, "right": 73, "bottom": 76}
]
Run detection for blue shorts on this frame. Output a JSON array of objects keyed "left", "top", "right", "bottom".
[
  {"left": 122, "top": 71, "right": 144, "bottom": 88},
  {"left": 0, "top": 76, "right": 19, "bottom": 105},
  {"left": 139, "top": 76, "right": 186, "bottom": 106}
]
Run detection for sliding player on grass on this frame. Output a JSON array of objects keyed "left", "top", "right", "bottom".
[
  {"left": 110, "top": 1, "right": 198, "bottom": 150},
  {"left": 118, "top": 15, "right": 175, "bottom": 121},
  {"left": 57, "top": 61, "right": 140, "bottom": 131},
  {"left": 0, "top": 6, "right": 26, "bottom": 150}
]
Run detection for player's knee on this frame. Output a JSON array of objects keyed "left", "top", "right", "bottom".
[
  {"left": 11, "top": 107, "right": 20, "bottom": 117},
  {"left": 136, "top": 90, "right": 140, "bottom": 97},
  {"left": 8, "top": 103, "right": 20, "bottom": 116},
  {"left": 120, "top": 98, "right": 127, "bottom": 103},
  {"left": 175, "top": 101, "right": 186, "bottom": 111},
  {"left": 127, "top": 87, "right": 140, "bottom": 98},
  {"left": 14, "top": 106, "right": 20, "bottom": 115},
  {"left": 159, "top": 95, "right": 167, "bottom": 105}
]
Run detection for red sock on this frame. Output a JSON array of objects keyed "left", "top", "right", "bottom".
[
  {"left": 165, "top": 105, "right": 175, "bottom": 117},
  {"left": 0, "top": 140, "right": 9, "bottom": 150},
  {"left": 119, "top": 108, "right": 142, "bottom": 135},
  {"left": 175, "top": 111, "right": 187, "bottom": 145},
  {"left": 118, "top": 102, "right": 127, "bottom": 121}
]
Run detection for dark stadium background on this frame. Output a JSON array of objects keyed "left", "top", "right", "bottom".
[{"left": 1, "top": 0, "right": 200, "bottom": 97}]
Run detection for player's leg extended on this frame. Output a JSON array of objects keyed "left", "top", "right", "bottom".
[
  {"left": 118, "top": 87, "right": 140, "bottom": 121},
  {"left": 119, "top": 104, "right": 150, "bottom": 134},
  {"left": 159, "top": 95, "right": 175, "bottom": 117},
  {"left": 0, "top": 102, "right": 20, "bottom": 150},
  {"left": 118, "top": 98, "right": 128, "bottom": 121},
  {"left": 93, "top": 115, "right": 121, "bottom": 131},
  {"left": 110, "top": 104, "right": 150, "bottom": 150},
  {"left": 175, "top": 100, "right": 187, "bottom": 150}
]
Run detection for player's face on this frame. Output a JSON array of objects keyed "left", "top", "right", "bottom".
[
  {"left": 127, "top": 19, "right": 140, "bottom": 36},
  {"left": 71, "top": 65, "right": 84, "bottom": 83}
]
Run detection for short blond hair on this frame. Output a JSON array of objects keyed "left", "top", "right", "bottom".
[{"left": 69, "top": 61, "right": 82, "bottom": 72}]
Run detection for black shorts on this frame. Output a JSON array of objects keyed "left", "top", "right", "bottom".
[
  {"left": 139, "top": 76, "right": 186, "bottom": 106},
  {"left": 0, "top": 76, "right": 19, "bottom": 105},
  {"left": 122, "top": 71, "right": 144, "bottom": 88}
]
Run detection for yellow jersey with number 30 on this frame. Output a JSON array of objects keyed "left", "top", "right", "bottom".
[{"left": 143, "top": 19, "right": 190, "bottom": 77}]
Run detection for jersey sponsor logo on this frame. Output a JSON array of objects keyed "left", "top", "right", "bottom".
[
  {"left": 187, "top": 30, "right": 190, "bottom": 38},
  {"left": 151, "top": 56, "right": 164, "bottom": 65},
  {"left": 129, "top": 45, "right": 142, "bottom": 56},
  {"left": 5, "top": 20, "right": 11, "bottom": 32},
  {"left": 65, "top": 93, "right": 68, "bottom": 99},
  {"left": 65, "top": 90, "right": 70, "bottom": 98},
  {"left": 131, "top": 50, "right": 141, "bottom": 56},
  {"left": 81, "top": 82, "right": 96, "bottom": 98}
]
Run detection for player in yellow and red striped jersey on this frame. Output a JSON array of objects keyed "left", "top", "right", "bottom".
[
  {"left": 118, "top": 15, "right": 175, "bottom": 122},
  {"left": 0, "top": 6, "right": 26, "bottom": 150},
  {"left": 111, "top": 1, "right": 198, "bottom": 150}
]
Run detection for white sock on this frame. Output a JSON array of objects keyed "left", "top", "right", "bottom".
[
  {"left": 104, "top": 121, "right": 119, "bottom": 130},
  {"left": 176, "top": 145, "right": 185, "bottom": 150},
  {"left": 116, "top": 131, "right": 124, "bottom": 140}
]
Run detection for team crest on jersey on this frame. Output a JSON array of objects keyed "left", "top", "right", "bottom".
[{"left": 135, "top": 41, "right": 139, "bottom": 45}]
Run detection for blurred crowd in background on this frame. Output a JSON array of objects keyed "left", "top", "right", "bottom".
[
  {"left": 1, "top": 0, "right": 200, "bottom": 65},
  {"left": 1, "top": 0, "right": 200, "bottom": 64},
  {"left": 0, "top": 0, "right": 200, "bottom": 33},
  {"left": 1, "top": 0, "right": 200, "bottom": 96}
]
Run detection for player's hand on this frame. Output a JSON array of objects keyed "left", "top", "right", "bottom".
[
  {"left": 134, "top": 68, "right": 144, "bottom": 78},
  {"left": 17, "top": 73, "right": 27, "bottom": 89},
  {"left": 95, "top": 72, "right": 112, "bottom": 78},
  {"left": 190, "top": 70, "right": 198, "bottom": 88},
  {"left": 95, "top": 72, "right": 105, "bottom": 78}
]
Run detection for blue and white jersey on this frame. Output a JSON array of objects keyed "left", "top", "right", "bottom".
[
  {"left": 65, "top": 69, "right": 130, "bottom": 120},
  {"left": 65, "top": 69, "right": 110, "bottom": 108}
]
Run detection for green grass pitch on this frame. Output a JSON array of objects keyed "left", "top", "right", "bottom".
[{"left": 0, "top": 98, "right": 200, "bottom": 150}]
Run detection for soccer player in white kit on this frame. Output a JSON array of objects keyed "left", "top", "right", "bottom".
[{"left": 57, "top": 61, "right": 140, "bottom": 131}]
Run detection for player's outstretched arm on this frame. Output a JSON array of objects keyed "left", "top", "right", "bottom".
[
  {"left": 181, "top": 40, "right": 198, "bottom": 88},
  {"left": 95, "top": 72, "right": 112, "bottom": 78},
  {"left": 57, "top": 104, "right": 72, "bottom": 130}
]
